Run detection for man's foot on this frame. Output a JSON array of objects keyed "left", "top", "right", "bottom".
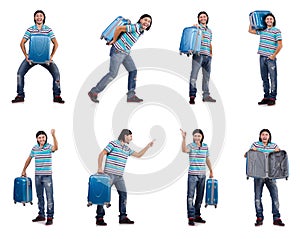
[
  {"left": 258, "top": 98, "right": 270, "bottom": 105},
  {"left": 255, "top": 217, "right": 263, "bottom": 226},
  {"left": 119, "top": 217, "right": 134, "bottom": 224},
  {"left": 202, "top": 96, "right": 216, "bottom": 102},
  {"left": 267, "top": 99, "right": 276, "bottom": 106},
  {"left": 53, "top": 96, "right": 65, "bottom": 104},
  {"left": 12, "top": 95, "right": 24, "bottom": 103},
  {"left": 88, "top": 91, "right": 99, "bottom": 103},
  {"left": 32, "top": 215, "right": 46, "bottom": 222},
  {"left": 188, "top": 218, "right": 195, "bottom": 226},
  {"left": 189, "top": 96, "right": 195, "bottom": 104},
  {"left": 273, "top": 218, "right": 285, "bottom": 226},
  {"left": 45, "top": 218, "right": 53, "bottom": 225},
  {"left": 194, "top": 216, "right": 206, "bottom": 223},
  {"left": 127, "top": 95, "right": 143, "bottom": 103},
  {"left": 96, "top": 218, "right": 107, "bottom": 226}
]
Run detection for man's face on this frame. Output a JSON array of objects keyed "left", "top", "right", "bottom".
[
  {"left": 193, "top": 133, "right": 203, "bottom": 144},
  {"left": 37, "top": 134, "right": 46, "bottom": 146},
  {"left": 124, "top": 134, "right": 133, "bottom": 144},
  {"left": 140, "top": 17, "right": 151, "bottom": 30},
  {"left": 260, "top": 131, "right": 270, "bottom": 144},
  {"left": 198, "top": 14, "right": 208, "bottom": 25},
  {"left": 265, "top": 16, "right": 274, "bottom": 27},
  {"left": 34, "top": 12, "right": 44, "bottom": 25}
]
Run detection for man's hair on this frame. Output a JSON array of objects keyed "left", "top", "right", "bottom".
[
  {"left": 197, "top": 11, "right": 209, "bottom": 24},
  {"left": 192, "top": 129, "right": 204, "bottom": 145},
  {"left": 259, "top": 129, "right": 272, "bottom": 143},
  {"left": 118, "top": 129, "right": 132, "bottom": 141},
  {"left": 36, "top": 130, "right": 48, "bottom": 145},
  {"left": 138, "top": 14, "right": 152, "bottom": 31},
  {"left": 34, "top": 10, "right": 46, "bottom": 24},
  {"left": 264, "top": 13, "right": 276, "bottom": 27}
]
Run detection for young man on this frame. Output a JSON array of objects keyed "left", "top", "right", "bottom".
[
  {"left": 248, "top": 129, "right": 285, "bottom": 226},
  {"left": 12, "top": 10, "right": 65, "bottom": 104},
  {"left": 180, "top": 129, "right": 213, "bottom": 226},
  {"left": 189, "top": 11, "right": 216, "bottom": 105},
  {"left": 96, "top": 129, "right": 155, "bottom": 226},
  {"left": 21, "top": 129, "right": 58, "bottom": 226},
  {"left": 249, "top": 13, "right": 282, "bottom": 106},
  {"left": 88, "top": 14, "right": 152, "bottom": 103}
]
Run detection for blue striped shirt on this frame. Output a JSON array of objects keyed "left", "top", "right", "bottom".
[
  {"left": 187, "top": 142, "right": 209, "bottom": 175},
  {"left": 198, "top": 24, "right": 212, "bottom": 56},
  {"left": 113, "top": 23, "right": 144, "bottom": 53},
  {"left": 23, "top": 25, "right": 55, "bottom": 40},
  {"left": 30, "top": 143, "right": 53, "bottom": 175},
  {"left": 104, "top": 140, "right": 135, "bottom": 176},
  {"left": 257, "top": 27, "right": 282, "bottom": 57},
  {"left": 251, "top": 141, "right": 278, "bottom": 153}
]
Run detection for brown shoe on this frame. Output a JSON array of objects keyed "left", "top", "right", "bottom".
[{"left": 32, "top": 215, "right": 46, "bottom": 222}]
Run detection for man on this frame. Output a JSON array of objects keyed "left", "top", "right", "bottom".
[
  {"left": 189, "top": 11, "right": 216, "bottom": 105},
  {"left": 12, "top": 10, "right": 65, "bottom": 104},
  {"left": 249, "top": 13, "right": 282, "bottom": 106},
  {"left": 88, "top": 14, "right": 152, "bottom": 103},
  {"left": 96, "top": 129, "right": 155, "bottom": 226},
  {"left": 249, "top": 129, "right": 285, "bottom": 226},
  {"left": 21, "top": 129, "right": 58, "bottom": 226},
  {"left": 180, "top": 129, "right": 213, "bottom": 226}
]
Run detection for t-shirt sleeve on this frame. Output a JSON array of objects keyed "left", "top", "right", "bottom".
[
  {"left": 126, "top": 23, "right": 140, "bottom": 33},
  {"left": 275, "top": 30, "right": 282, "bottom": 41},
  {"left": 128, "top": 148, "right": 135, "bottom": 156},
  {"left": 23, "top": 28, "right": 31, "bottom": 40},
  {"left": 104, "top": 141, "right": 114, "bottom": 153},
  {"left": 48, "top": 28, "right": 55, "bottom": 39}
]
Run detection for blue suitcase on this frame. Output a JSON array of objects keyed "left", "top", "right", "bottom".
[
  {"left": 28, "top": 34, "right": 51, "bottom": 64},
  {"left": 205, "top": 178, "right": 218, "bottom": 208},
  {"left": 179, "top": 26, "right": 202, "bottom": 56},
  {"left": 100, "top": 16, "right": 131, "bottom": 43},
  {"left": 87, "top": 174, "right": 111, "bottom": 207},
  {"left": 13, "top": 177, "right": 33, "bottom": 206},
  {"left": 249, "top": 10, "right": 271, "bottom": 30}
]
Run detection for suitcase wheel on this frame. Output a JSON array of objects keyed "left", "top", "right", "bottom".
[
  {"left": 247, "top": 176, "right": 249, "bottom": 180},
  {"left": 14, "top": 201, "right": 16, "bottom": 204},
  {"left": 214, "top": 205, "right": 217, "bottom": 208},
  {"left": 205, "top": 204, "right": 207, "bottom": 208},
  {"left": 286, "top": 177, "right": 288, "bottom": 180},
  {"left": 87, "top": 202, "right": 92, "bottom": 207},
  {"left": 23, "top": 203, "right": 25, "bottom": 206},
  {"left": 106, "top": 203, "right": 111, "bottom": 208},
  {"left": 30, "top": 202, "right": 33, "bottom": 205}
]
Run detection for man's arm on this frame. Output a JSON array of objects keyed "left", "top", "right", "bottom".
[
  {"left": 51, "top": 129, "right": 58, "bottom": 152},
  {"left": 206, "top": 157, "right": 214, "bottom": 178},
  {"left": 20, "top": 38, "right": 30, "bottom": 63},
  {"left": 50, "top": 38, "right": 58, "bottom": 61},
  {"left": 131, "top": 140, "right": 155, "bottom": 158},
  {"left": 269, "top": 40, "right": 282, "bottom": 60},
  {"left": 248, "top": 25, "right": 257, "bottom": 34},
  {"left": 97, "top": 150, "right": 108, "bottom": 173},
  {"left": 108, "top": 25, "right": 127, "bottom": 45},
  {"left": 21, "top": 156, "right": 33, "bottom": 177},
  {"left": 180, "top": 129, "right": 190, "bottom": 153}
]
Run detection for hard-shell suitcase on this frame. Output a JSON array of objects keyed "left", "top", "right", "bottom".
[
  {"left": 179, "top": 26, "right": 202, "bottom": 56},
  {"left": 205, "top": 178, "right": 218, "bottom": 208},
  {"left": 100, "top": 16, "right": 131, "bottom": 43},
  {"left": 246, "top": 150, "right": 289, "bottom": 179},
  {"left": 28, "top": 34, "right": 51, "bottom": 64},
  {"left": 249, "top": 10, "right": 271, "bottom": 30},
  {"left": 13, "top": 177, "right": 33, "bottom": 206},
  {"left": 87, "top": 174, "right": 111, "bottom": 207}
]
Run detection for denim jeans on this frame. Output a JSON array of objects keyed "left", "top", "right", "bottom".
[
  {"left": 259, "top": 55, "right": 277, "bottom": 100},
  {"left": 187, "top": 175, "right": 206, "bottom": 218},
  {"left": 91, "top": 46, "right": 137, "bottom": 98},
  {"left": 16, "top": 59, "right": 61, "bottom": 98},
  {"left": 254, "top": 178, "right": 280, "bottom": 220},
  {"left": 96, "top": 174, "right": 127, "bottom": 220},
  {"left": 189, "top": 54, "right": 212, "bottom": 98},
  {"left": 35, "top": 175, "right": 54, "bottom": 218}
]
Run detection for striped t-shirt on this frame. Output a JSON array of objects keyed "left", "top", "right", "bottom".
[
  {"left": 187, "top": 142, "right": 209, "bottom": 175},
  {"left": 251, "top": 141, "right": 278, "bottom": 153},
  {"left": 113, "top": 23, "right": 144, "bottom": 53},
  {"left": 23, "top": 25, "right": 55, "bottom": 40},
  {"left": 104, "top": 140, "right": 135, "bottom": 176},
  {"left": 198, "top": 24, "right": 212, "bottom": 56},
  {"left": 257, "top": 27, "right": 282, "bottom": 57},
  {"left": 30, "top": 143, "right": 53, "bottom": 175}
]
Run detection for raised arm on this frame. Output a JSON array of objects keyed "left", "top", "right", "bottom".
[
  {"left": 131, "top": 140, "right": 155, "bottom": 158},
  {"left": 180, "top": 129, "right": 190, "bottom": 153},
  {"left": 51, "top": 129, "right": 58, "bottom": 152},
  {"left": 248, "top": 25, "right": 257, "bottom": 34}
]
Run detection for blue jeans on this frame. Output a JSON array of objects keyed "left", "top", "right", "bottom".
[
  {"left": 91, "top": 46, "right": 137, "bottom": 98},
  {"left": 259, "top": 55, "right": 277, "bottom": 100},
  {"left": 254, "top": 178, "right": 280, "bottom": 220},
  {"left": 16, "top": 59, "right": 61, "bottom": 98},
  {"left": 96, "top": 174, "right": 127, "bottom": 220},
  {"left": 187, "top": 175, "right": 206, "bottom": 218},
  {"left": 189, "top": 54, "right": 212, "bottom": 98},
  {"left": 35, "top": 175, "right": 54, "bottom": 218}
]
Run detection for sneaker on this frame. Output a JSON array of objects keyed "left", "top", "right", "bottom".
[
  {"left": 45, "top": 218, "right": 53, "bottom": 225},
  {"left": 188, "top": 218, "right": 195, "bottom": 226},
  {"left": 119, "top": 217, "right": 134, "bottom": 224},
  {"left": 194, "top": 216, "right": 206, "bottom": 223},
  {"left": 202, "top": 96, "right": 216, "bottom": 102},
  {"left": 189, "top": 96, "right": 195, "bottom": 104},
  {"left": 32, "top": 215, "right": 46, "bottom": 222},
  {"left": 258, "top": 98, "right": 270, "bottom": 105},
  {"left": 53, "top": 96, "right": 65, "bottom": 104},
  {"left": 96, "top": 218, "right": 107, "bottom": 226},
  {"left": 255, "top": 217, "right": 263, "bottom": 226},
  {"left": 267, "top": 99, "right": 276, "bottom": 106},
  {"left": 127, "top": 95, "right": 143, "bottom": 103},
  {"left": 88, "top": 91, "right": 99, "bottom": 103},
  {"left": 12, "top": 95, "right": 24, "bottom": 103},
  {"left": 273, "top": 219, "right": 285, "bottom": 226}
]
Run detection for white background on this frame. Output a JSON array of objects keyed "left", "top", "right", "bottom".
[{"left": 0, "top": 0, "right": 299, "bottom": 238}]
